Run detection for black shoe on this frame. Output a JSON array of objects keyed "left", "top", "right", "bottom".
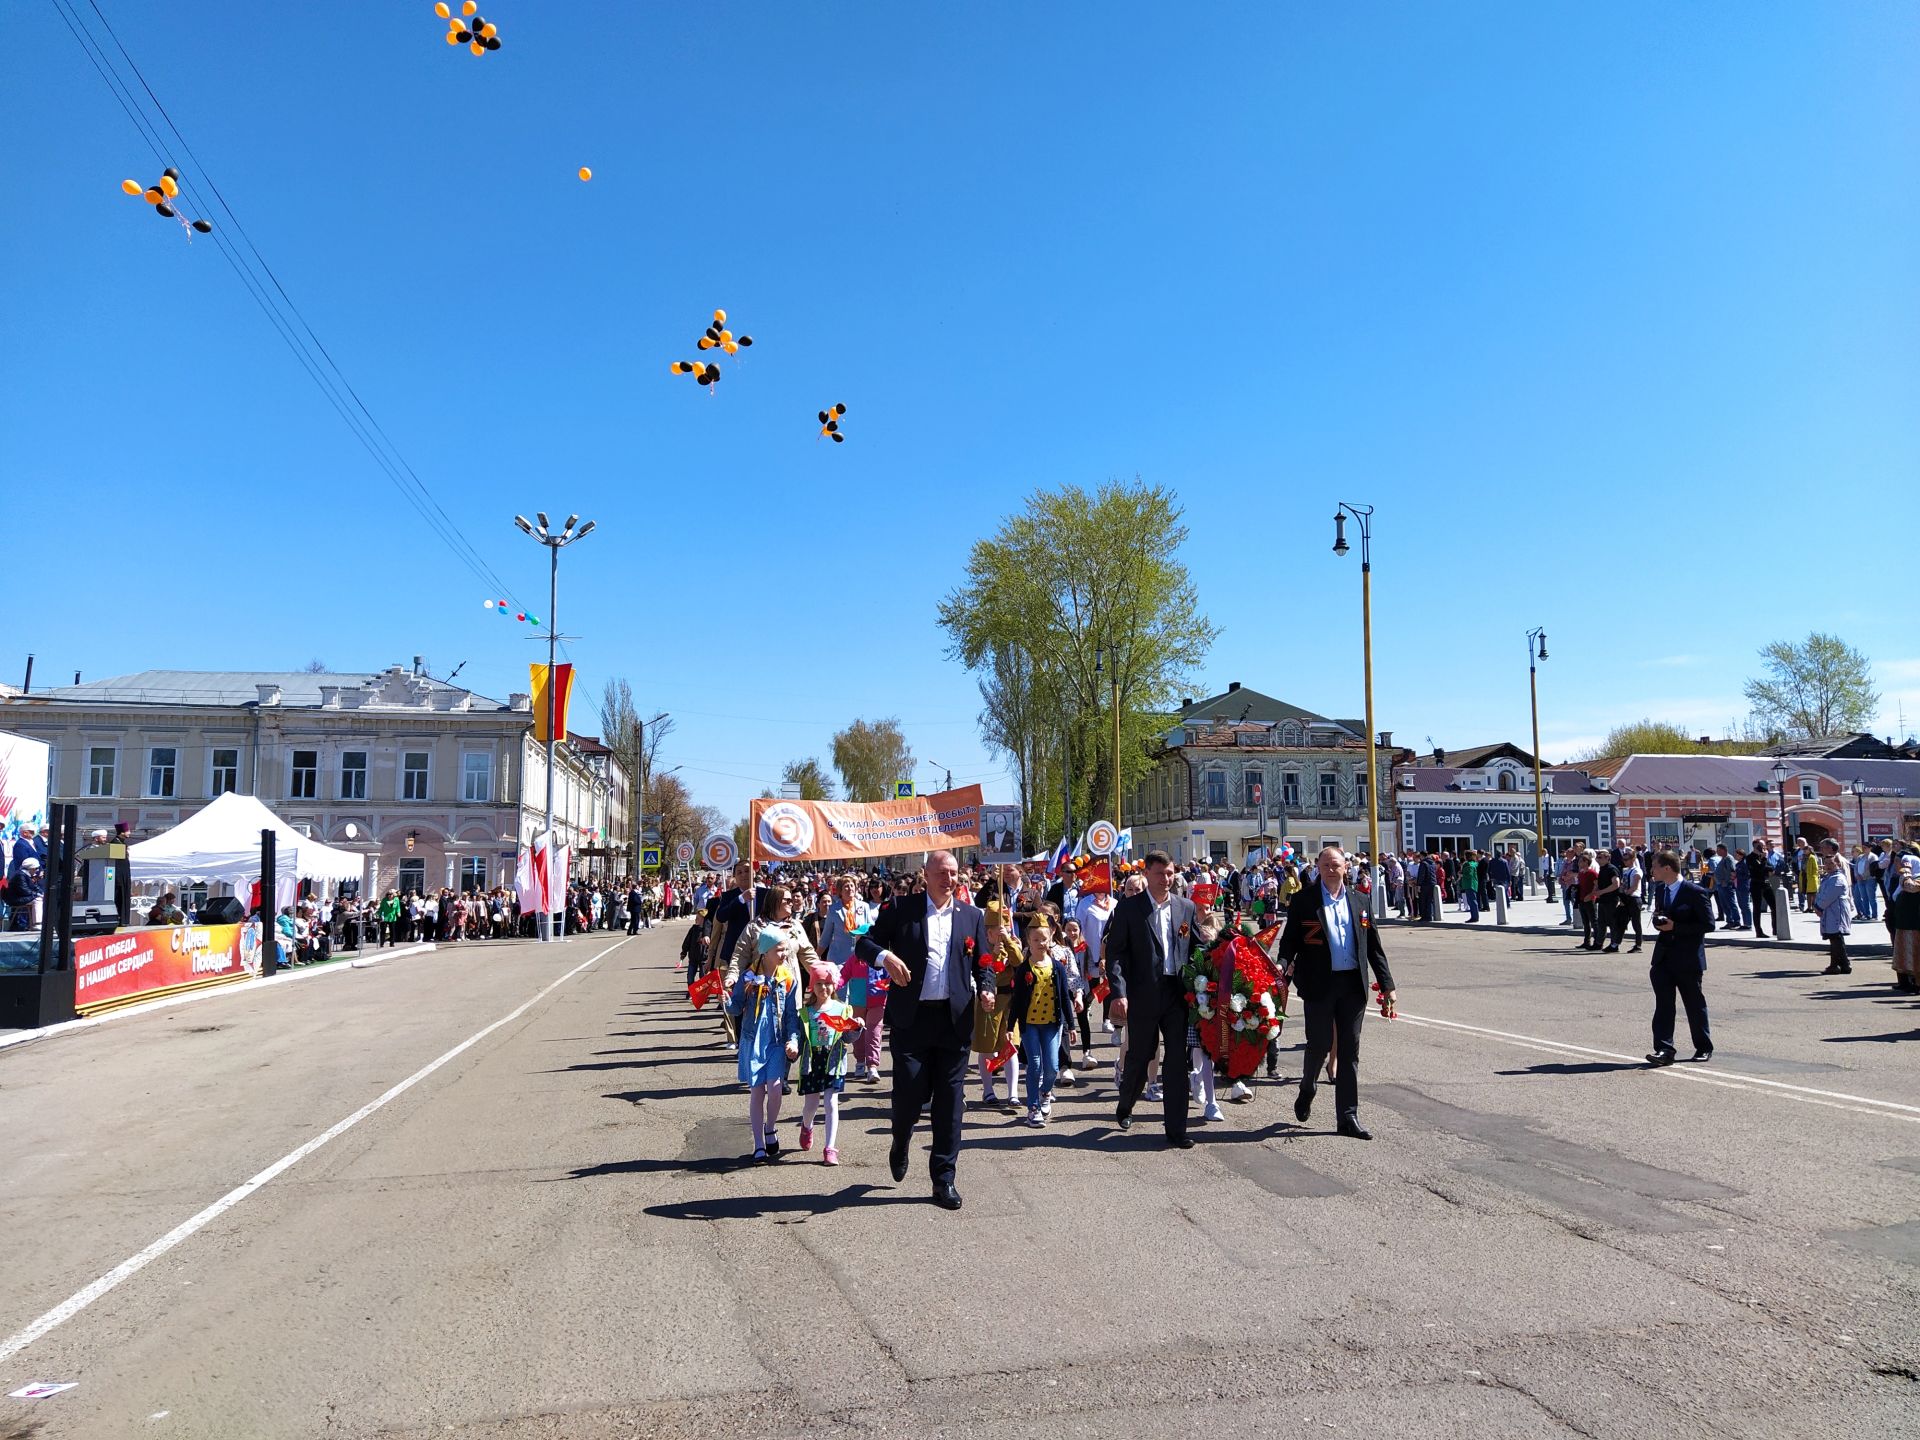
[
  {"left": 1821, "top": 964, "right": 1846, "bottom": 975},
  {"left": 931, "top": 1183, "right": 962, "bottom": 1211},
  {"left": 1336, "top": 1117, "right": 1372, "bottom": 1140},
  {"left": 1114, "top": 1113, "right": 1132, "bottom": 1131},
  {"left": 1645, "top": 1049, "right": 1676, "bottom": 1067},
  {"left": 1602, "top": 945, "right": 1620, "bottom": 953},
  {"left": 1691, "top": 1049, "right": 1712, "bottom": 1062},
  {"left": 763, "top": 1138, "right": 780, "bottom": 1161},
  {"left": 1293, "top": 1087, "right": 1314, "bottom": 1124},
  {"left": 888, "top": 1140, "right": 909, "bottom": 1183},
  {"left": 1628, "top": 944, "right": 1642, "bottom": 952},
  {"left": 1166, "top": 1135, "right": 1195, "bottom": 1149}
]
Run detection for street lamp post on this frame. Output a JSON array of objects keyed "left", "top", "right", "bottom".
[
  {"left": 1526, "top": 627, "right": 1549, "bottom": 886},
  {"left": 514, "top": 511, "right": 595, "bottom": 942},
  {"left": 638, "top": 712, "right": 669, "bottom": 875},
  {"left": 1846, "top": 778, "right": 1865, "bottom": 850},
  {"left": 1771, "top": 760, "right": 1793, "bottom": 939},
  {"left": 1333, "top": 503, "right": 1382, "bottom": 914}
]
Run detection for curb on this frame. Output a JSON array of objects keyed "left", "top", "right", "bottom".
[{"left": 0, "top": 942, "right": 441, "bottom": 1055}]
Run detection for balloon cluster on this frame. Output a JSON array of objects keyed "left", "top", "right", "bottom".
[
  {"left": 436, "top": 1, "right": 501, "bottom": 55},
  {"left": 817, "top": 403, "right": 847, "bottom": 442},
  {"left": 670, "top": 310, "right": 752, "bottom": 389},
  {"left": 121, "top": 169, "right": 212, "bottom": 235},
  {"left": 483, "top": 598, "right": 541, "bottom": 627}
]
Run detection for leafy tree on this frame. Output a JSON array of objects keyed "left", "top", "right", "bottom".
[
  {"left": 1743, "top": 633, "right": 1880, "bottom": 740},
  {"left": 1576, "top": 720, "right": 1764, "bottom": 760},
  {"left": 938, "top": 477, "right": 1214, "bottom": 841},
  {"left": 831, "top": 718, "right": 914, "bottom": 803},
  {"left": 782, "top": 757, "right": 836, "bottom": 801}
]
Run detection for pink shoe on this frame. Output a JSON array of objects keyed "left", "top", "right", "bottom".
[
  {"left": 822, "top": 1147, "right": 839, "bottom": 1166},
  {"left": 799, "top": 1125, "right": 814, "bottom": 1152}
]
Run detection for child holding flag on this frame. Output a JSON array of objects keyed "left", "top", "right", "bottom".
[
  {"left": 725, "top": 885, "right": 812, "bottom": 1162},
  {"left": 797, "top": 961, "right": 863, "bottom": 1165}
]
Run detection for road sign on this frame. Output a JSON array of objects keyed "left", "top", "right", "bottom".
[
  {"left": 893, "top": 780, "right": 916, "bottom": 799},
  {"left": 640, "top": 846, "right": 663, "bottom": 870}
]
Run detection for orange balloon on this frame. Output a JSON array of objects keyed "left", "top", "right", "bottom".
[
  {"left": 159, "top": 174, "right": 179, "bottom": 197},
  {"left": 713, "top": 308, "right": 726, "bottom": 325},
  {"left": 723, "top": 341, "right": 738, "bottom": 355},
  {"left": 480, "top": 22, "right": 496, "bottom": 39},
  {"left": 434, "top": 1, "right": 450, "bottom": 15},
  {"left": 144, "top": 187, "right": 164, "bottom": 204},
  {"left": 121, "top": 178, "right": 142, "bottom": 195},
  {"left": 469, "top": 39, "right": 484, "bottom": 54},
  {"left": 578, "top": 167, "right": 592, "bottom": 181},
  {"left": 462, "top": 0, "right": 476, "bottom": 13},
  {"left": 446, "top": 29, "right": 460, "bottom": 42}
]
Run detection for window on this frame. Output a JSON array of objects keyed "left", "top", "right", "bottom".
[
  {"left": 462, "top": 752, "right": 491, "bottom": 803},
  {"left": 397, "top": 858, "right": 427, "bottom": 894},
  {"left": 402, "top": 752, "right": 431, "bottom": 801},
  {"left": 1282, "top": 771, "right": 1300, "bottom": 807},
  {"left": 1243, "top": 771, "right": 1263, "bottom": 807},
  {"left": 147, "top": 747, "right": 177, "bottom": 798},
  {"left": 290, "top": 750, "right": 318, "bottom": 800},
  {"left": 340, "top": 751, "right": 368, "bottom": 800},
  {"left": 1647, "top": 820, "right": 1681, "bottom": 846},
  {"left": 1497, "top": 770, "right": 1516, "bottom": 791},
  {"left": 460, "top": 856, "right": 488, "bottom": 892},
  {"left": 211, "top": 748, "right": 239, "bottom": 796},
  {"left": 1204, "top": 770, "right": 1226, "bottom": 808},
  {"left": 87, "top": 747, "right": 116, "bottom": 797},
  {"left": 1799, "top": 780, "right": 1816, "bottom": 801},
  {"left": 1318, "top": 772, "right": 1338, "bottom": 809},
  {"left": 1355, "top": 771, "right": 1368, "bottom": 810}
]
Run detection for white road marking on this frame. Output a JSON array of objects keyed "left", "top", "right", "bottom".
[
  {"left": 0, "top": 937, "right": 629, "bottom": 1366},
  {"left": 1393, "top": 1010, "right": 1920, "bottom": 1123}
]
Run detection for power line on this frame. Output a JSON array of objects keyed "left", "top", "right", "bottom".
[{"left": 51, "top": 0, "right": 528, "bottom": 612}]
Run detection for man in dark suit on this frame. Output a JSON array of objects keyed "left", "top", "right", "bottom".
[
  {"left": 854, "top": 849, "right": 993, "bottom": 1210},
  {"left": 1106, "top": 849, "right": 1201, "bottom": 1147},
  {"left": 1645, "top": 851, "right": 1713, "bottom": 1065},
  {"left": 1276, "top": 846, "right": 1397, "bottom": 1140}
]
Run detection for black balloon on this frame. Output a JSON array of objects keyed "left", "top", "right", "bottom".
[
  {"left": 192, "top": 219, "right": 213, "bottom": 233},
  {"left": 486, "top": 37, "right": 500, "bottom": 49},
  {"left": 737, "top": 335, "right": 753, "bottom": 348},
  {"left": 455, "top": 28, "right": 470, "bottom": 41},
  {"left": 156, "top": 202, "right": 176, "bottom": 219},
  {"left": 163, "top": 166, "right": 179, "bottom": 180},
  {"left": 831, "top": 432, "right": 844, "bottom": 443}
]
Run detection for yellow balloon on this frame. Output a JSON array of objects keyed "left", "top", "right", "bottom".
[
  {"left": 469, "top": 39, "right": 484, "bottom": 54},
  {"left": 144, "top": 187, "right": 164, "bottom": 204},
  {"left": 121, "top": 178, "right": 142, "bottom": 195},
  {"left": 446, "top": 29, "right": 460, "bottom": 42},
  {"left": 719, "top": 329, "right": 732, "bottom": 343},
  {"left": 159, "top": 174, "right": 179, "bottom": 197},
  {"left": 480, "top": 22, "right": 496, "bottom": 39},
  {"left": 578, "top": 167, "right": 592, "bottom": 181},
  {"left": 713, "top": 308, "right": 726, "bottom": 325},
  {"left": 462, "top": 0, "right": 476, "bottom": 14},
  {"left": 697, "top": 337, "right": 714, "bottom": 350},
  {"left": 434, "top": 1, "right": 449, "bottom": 15},
  {"left": 723, "top": 341, "right": 738, "bottom": 355}
]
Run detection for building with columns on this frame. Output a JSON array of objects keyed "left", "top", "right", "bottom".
[
  {"left": 1, "top": 665, "right": 627, "bottom": 902},
  {"left": 1125, "top": 683, "right": 1394, "bottom": 866}
]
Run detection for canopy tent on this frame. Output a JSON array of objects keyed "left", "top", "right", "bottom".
[{"left": 128, "top": 791, "right": 364, "bottom": 887}]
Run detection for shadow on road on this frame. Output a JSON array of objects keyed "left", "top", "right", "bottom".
[
  {"left": 1496, "top": 1060, "right": 1646, "bottom": 1075},
  {"left": 1822, "top": 1028, "right": 1920, "bottom": 1044},
  {"left": 643, "top": 1183, "right": 915, "bottom": 1221}
]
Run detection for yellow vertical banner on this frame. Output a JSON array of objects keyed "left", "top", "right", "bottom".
[{"left": 530, "top": 662, "right": 575, "bottom": 743}]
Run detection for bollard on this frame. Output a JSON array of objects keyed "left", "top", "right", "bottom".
[
  {"left": 1494, "top": 887, "right": 1508, "bottom": 926},
  {"left": 1773, "top": 883, "right": 1792, "bottom": 941}
]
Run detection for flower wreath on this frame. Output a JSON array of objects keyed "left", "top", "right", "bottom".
[{"left": 1182, "top": 930, "right": 1285, "bottom": 1080}]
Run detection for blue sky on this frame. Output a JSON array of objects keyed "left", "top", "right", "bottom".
[{"left": 6, "top": 2, "right": 1917, "bottom": 823}]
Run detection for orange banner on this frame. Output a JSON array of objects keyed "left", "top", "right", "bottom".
[
  {"left": 750, "top": 785, "right": 983, "bottom": 862},
  {"left": 73, "top": 922, "right": 260, "bottom": 1015},
  {"left": 530, "top": 663, "right": 574, "bottom": 743}
]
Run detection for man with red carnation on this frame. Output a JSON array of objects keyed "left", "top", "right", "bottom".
[{"left": 1277, "top": 846, "right": 1398, "bottom": 1140}]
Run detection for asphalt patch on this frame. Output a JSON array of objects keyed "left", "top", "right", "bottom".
[
  {"left": 1824, "top": 1220, "right": 1920, "bottom": 1267},
  {"left": 1212, "top": 1142, "right": 1352, "bottom": 1198}
]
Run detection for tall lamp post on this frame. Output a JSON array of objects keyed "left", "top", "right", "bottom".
[
  {"left": 1771, "top": 760, "right": 1794, "bottom": 856},
  {"left": 514, "top": 511, "right": 595, "bottom": 942},
  {"left": 1333, "top": 503, "right": 1382, "bottom": 913},
  {"left": 1845, "top": 778, "right": 1866, "bottom": 850},
  {"left": 1526, "top": 627, "right": 1549, "bottom": 881}
]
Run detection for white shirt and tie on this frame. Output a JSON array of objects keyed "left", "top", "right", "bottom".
[{"left": 919, "top": 893, "right": 956, "bottom": 1001}]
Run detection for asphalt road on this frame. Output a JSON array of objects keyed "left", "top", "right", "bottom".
[{"left": 0, "top": 915, "right": 1915, "bottom": 1439}]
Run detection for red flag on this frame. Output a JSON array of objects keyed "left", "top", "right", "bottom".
[
  {"left": 688, "top": 969, "right": 725, "bottom": 1010},
  {"left": 984, "top": 1034, "right": 1019, "bottom": 1074}
]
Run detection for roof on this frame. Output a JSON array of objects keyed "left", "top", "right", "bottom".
[
  {"left": 8, "top": 668, "right": 511, "bottom": 711},
  {"left": 1767, "top": 733, "right": 1915, "bottom": 760},
  {"left": 1174, "top": 685, "right": 1332, "bottom": 727},
  {"left": 1408, "top": 742, "right": 1539, "bottom": 769},
  {"left": 1397, "top": 766, "right": 1598, "bottom": 795},
  {"left": 1798, "top": 758, "right": 1920, "bottom": 796},
  {"left": 1602, "top": 754, "right": 1788, "bottom": 795}
]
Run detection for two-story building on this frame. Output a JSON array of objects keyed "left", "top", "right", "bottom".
[
  {"left": 0, "top": 665, "right": 627, "bottom": 903},
  {"left": 1124, "top": 683, "right": 1394, "bottom": 866}
]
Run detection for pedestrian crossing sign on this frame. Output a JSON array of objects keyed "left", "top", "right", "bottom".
[
  {"left": 893, "top": 780, "right": 915, "bottom": 798},
  {"left": 640, "top": 846, "right": 662, "bottom": 869}
]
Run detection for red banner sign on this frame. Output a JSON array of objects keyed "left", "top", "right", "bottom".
[{"left": 73, "top": 923, "right": 259, "bottom": 1015}]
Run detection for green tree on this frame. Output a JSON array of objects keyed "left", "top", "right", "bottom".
[
  {"left": 1576, "top": 719, "right": 1763, "bottom": 760},
  {"left": 831, "top": 719, "right": 914, "bottom": 803},
  {"left": 1743, "top": 633, "right": 1880, "bottom": 740},
  {"left": 938, "top": 477, "right": 1214, "bottom": 840},
  {"left": 782, "top": 757, "right": 836, "bottom": 801}
]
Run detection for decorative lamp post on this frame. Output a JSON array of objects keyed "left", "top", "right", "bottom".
[{"left": 1334, "top": 503, "right": 1382, "bottom": 912}]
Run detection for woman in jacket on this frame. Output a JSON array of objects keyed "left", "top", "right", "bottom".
[{"left": 1887, "top": 844, "right": 1920, "bottom": 994}]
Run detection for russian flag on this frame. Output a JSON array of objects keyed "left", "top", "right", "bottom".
[{"left": 1047, "top": 835, "right": 1072, "bottom": 877}]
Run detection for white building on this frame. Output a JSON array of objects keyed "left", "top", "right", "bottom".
[{"left": 1, "top": 665, "right": 627, "bottom": 900}]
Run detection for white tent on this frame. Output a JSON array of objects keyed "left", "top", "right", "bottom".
[{"left": 128, "top": 791, "right": 364, "bottom": 886}]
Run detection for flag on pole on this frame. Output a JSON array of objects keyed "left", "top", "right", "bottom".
[
  {"left": 1047, "top": 835, "right": 1071, "bottom": 877},
  {"left": 529, "top": 663, "right": 575, "bottom": 743}
]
